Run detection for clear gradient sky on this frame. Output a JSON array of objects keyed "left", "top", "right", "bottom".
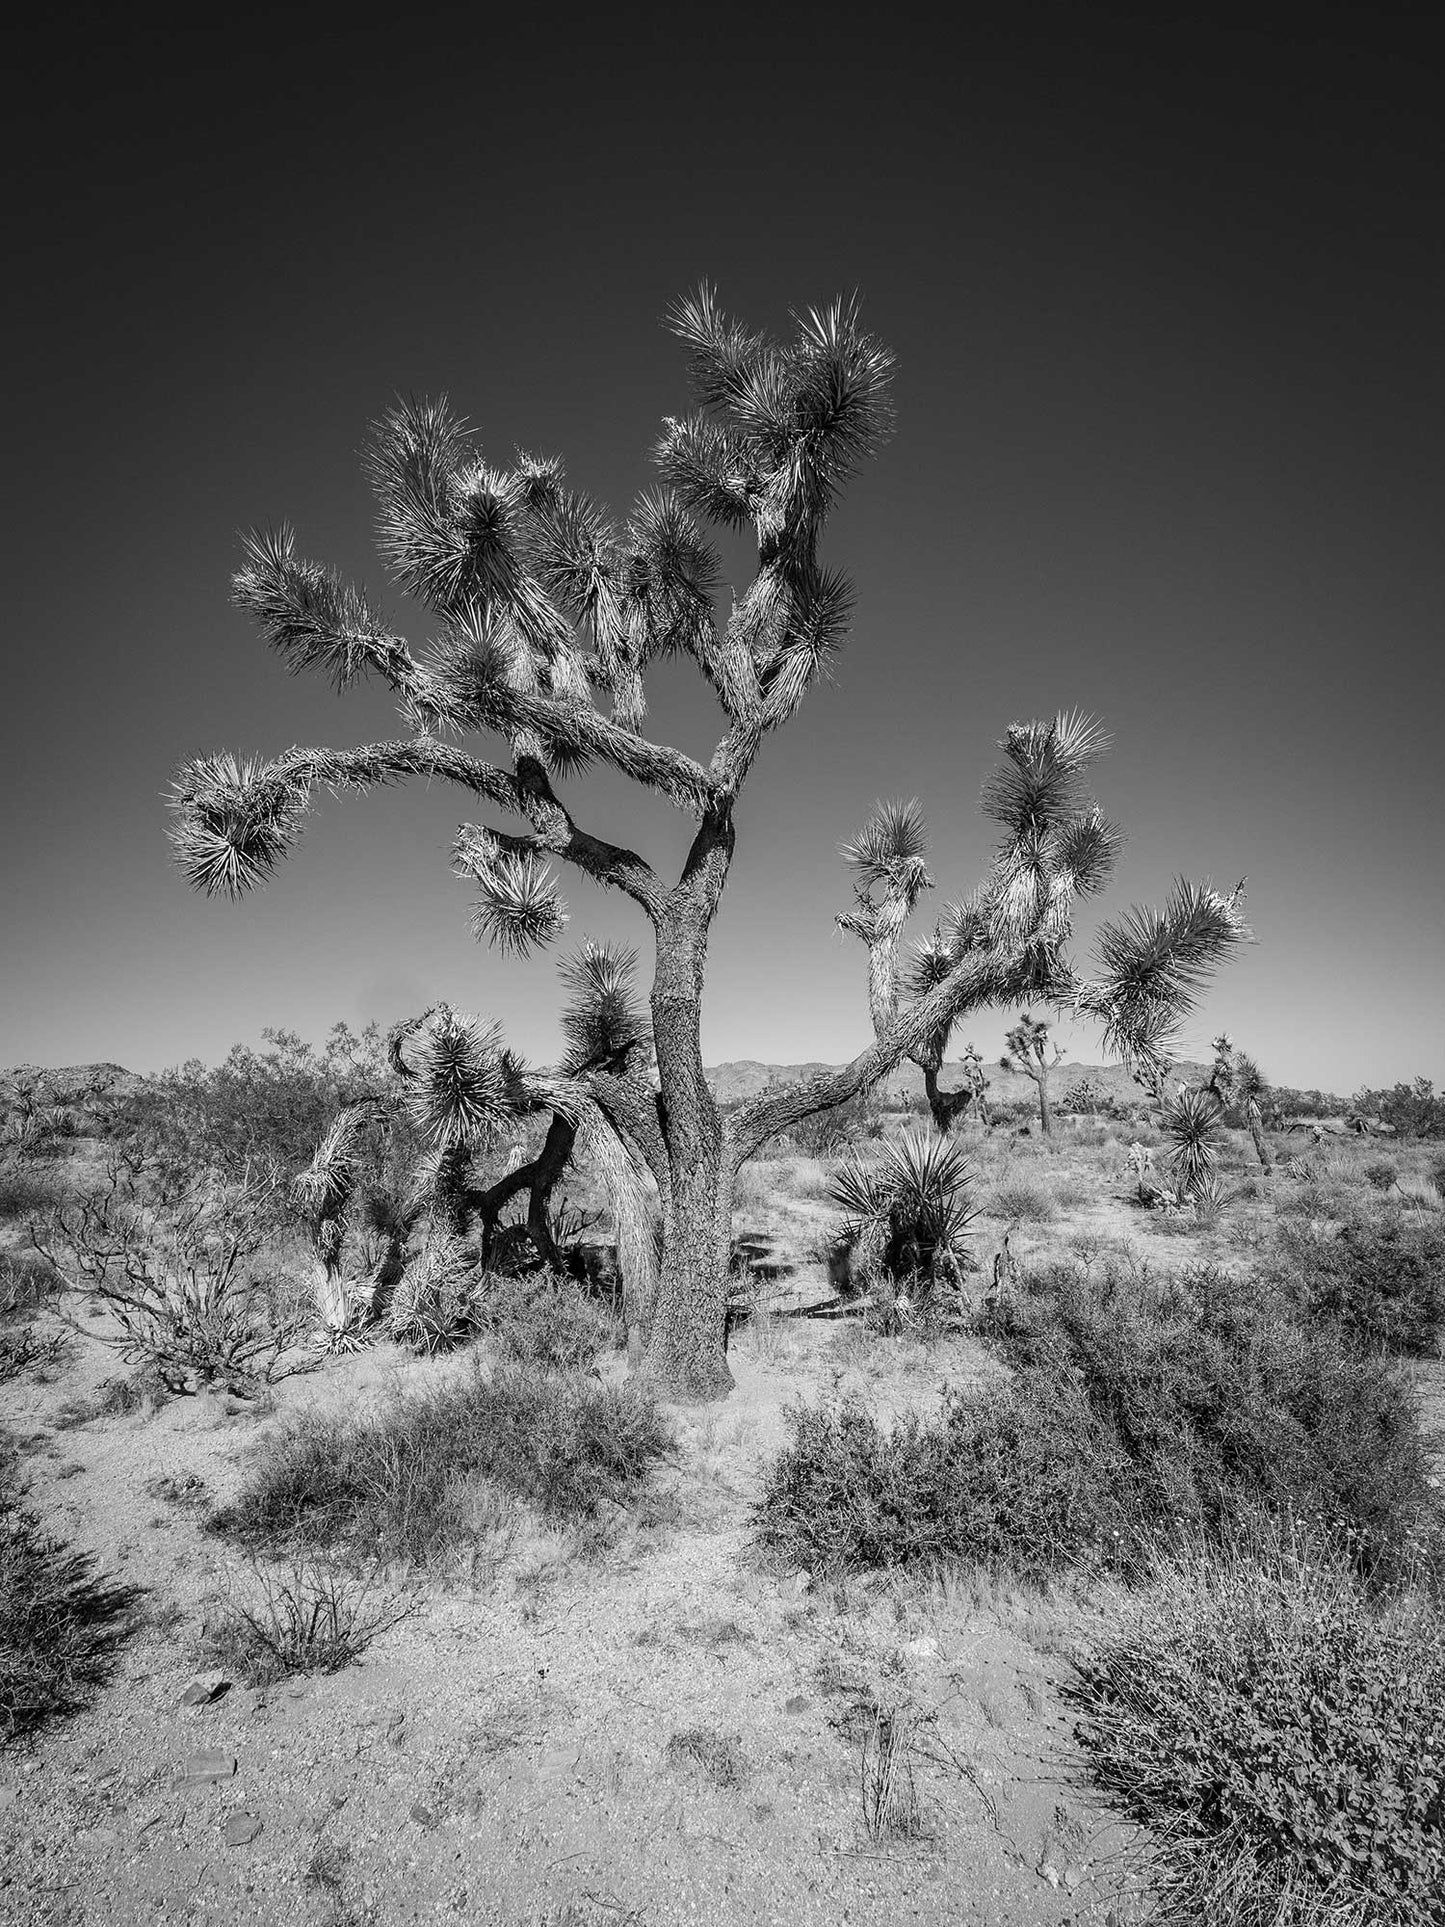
[{"left": 4, "top": 9, "right": 1442, "bottom": 1093}]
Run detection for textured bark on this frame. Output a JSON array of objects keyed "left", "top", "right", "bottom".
[
  {"left": 922, "top": 1063, "right": 976, "bottom": 1134},
  {"left": 1245, "top": 1098, "right": 1274, "bottom": 1173},
  {"left": 468, "top": 1111, "right": 577, "bottom": 1267},
  {"left": 643, "top": 805, "right": 737, "bottom": 1400}
]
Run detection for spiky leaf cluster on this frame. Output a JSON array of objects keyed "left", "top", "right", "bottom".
[
  {"left": 454, "top": 828, "right": 568, "bottom": 958},
  {"left": 399, "top": 1007, "right": 512, "bottom": 1150},
  {"left": 831, "top": 1132, "right": 977, "bottom": 1273},
  {"left": 167, "top": 752, "right": 310, "bottom": 899},
  {"left": 557, "top": 941, "right": 650, "bottom": 1074}
]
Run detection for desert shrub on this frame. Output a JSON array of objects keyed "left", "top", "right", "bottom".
[
  {"left": 33, "top": 1164, "right": 307, "bottom": 1388},
  {"left": 1, "top": 1486, "right": 138, "bottom": 1739},
  {"left": 1070, "top": 1527, "right": 1445, "bottom": 1924},
  {"left": 0, "top": 1327, "right": 72, "bottom": 1385},
  {"left": 1263, "top": 1216, "right": 1445, "bottom": 1357},
  {"left": 0, "top": 1249, "right": 63, "bottom": 1319},
  {"left": 216, "top": 1360, "right": 669, "bottom": 1561},
  {"left": 476, "top": 1270, "right": 616, "bottom": 1371},
  {"left": 1363, "top": 1158, "right": 1399, "bottom": 1192},
  {"left": 789, "top": 1086, "right": 883, "bottom": 1157},
  {"left": 989, "top": 1175, "right": 1056, "bottom": 1222},
  {"left": 116, "top": 1023, "right": 397, "bottom": 1192},
  {"left": 753, "top": 1380, "right": 1125, "bottom": 1581},
  {"left": 993, "top": 1263, "right": 1441, "bottom": 1585},
  {"left": 1353, "top": 1078, "right": 1445, "bottom": 1141},
  {"left": 0, "top": 1166, "right": 66, "bottom": 1223},
  {"left": 203, "top": 1560, "right": 412, "bottom": 1684}
]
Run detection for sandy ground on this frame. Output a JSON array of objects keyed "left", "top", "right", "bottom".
[
  {"left": 0, "top": 1288, "right": 1154, "bottom": 1927},
  {"left": 4, "top": 1124, "right": 1440, "bottom": 1927}
]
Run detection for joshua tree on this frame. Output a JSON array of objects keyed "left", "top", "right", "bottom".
[
  {"left": 170, "top": 290, "right": 1248, "bottom": 1399},
  {"left": 1001, "top": 1013, "right": 1064, "bottom": 1138},
  {"left": 831, "top": 718, "right": 1246, "bottom": 1154},
  {"left": 1206, "top": 1034, "right": 1273, "bottom": 1172}
]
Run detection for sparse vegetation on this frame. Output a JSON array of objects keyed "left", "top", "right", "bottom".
[
  {"left": 758, "top": 1261, "right": 1442, "bottom": 1586},
  {"left": 1070, "top": 1524, "right": 1445, "bottom": 1924},
  {"left": 33, "top": 1160, "right": 309, "bottom": 1389},
  {"left": 203, "top": 1559, "right": 413, "bottom": 1684},
  {"left": 1, "top": 1485, "right": 138, "bottom": 1739},
  {"left": 216, "top": 1362, "right": 669, "bottom": 1563},
  {"left": 1264, "top": 1215, "right": 1445, "bottom": 1357}
]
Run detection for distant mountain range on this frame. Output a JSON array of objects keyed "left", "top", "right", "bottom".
[
  {"left": 702, "top": 1057, "right": 1211, "bottom": 1106},
  {"left": 8, "top": 1057, "right": 1221, "bottom": 1111}
]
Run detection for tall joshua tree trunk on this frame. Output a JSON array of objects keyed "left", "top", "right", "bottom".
[{"left": 645, "top": 810, "right": 737, "bottom": 1398}]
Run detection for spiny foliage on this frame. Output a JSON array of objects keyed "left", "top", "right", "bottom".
[
  {"left": 557, "top": 941, "right": 650, "bottom": 1073},
  {"left": 830, "top": 1132, "right": 977, "bottom": 1282},
  {"left": 838, "top": 713, "right": 1248, "bottom": 1095}
]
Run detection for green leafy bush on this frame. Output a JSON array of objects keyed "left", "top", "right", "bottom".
[
  {"left": 1070, "top": 1529, "right": 1445, "bottom": 1924},
  {"left": 216, "top": 1361, "right": 669, "bottom": 1562},
  {"left": 1264, "top": 1217, "right": 1445, "bottom": 1357}
]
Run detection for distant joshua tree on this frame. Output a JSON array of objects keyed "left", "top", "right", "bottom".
[
  {"left": 833, "top": 718, "right": 1248, "bottom": 1148},
  {"left": 1000, "top": 1013, "right": 1064, "bottom": 1138},
  {"left": 169, "top": 288, "right": 1247, "bottom": 1399}
]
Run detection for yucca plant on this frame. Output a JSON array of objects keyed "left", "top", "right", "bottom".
[
  {"left": 1159, "top": 1087, "right": 1226, "bottom": 1202},
  {"left": 830, "top": 1132, "right": 978, "bottom": 1294}
]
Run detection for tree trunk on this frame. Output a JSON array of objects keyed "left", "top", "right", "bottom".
[
  {"left": 643, "top": 808, "right": 737, "bottom": 1400},
  {"left": 648, "top": 1149, "right": 734, "bottom": 1400},
  {"left": 922, "top": 1062, "right": 973, "bottom": 1136},
  {"left": 1245, "top": 1098, "right": 1273, "bottom": 1173},
  {"left": 1037, "top": 1072, "right": 1054, "bottom": 1139}
]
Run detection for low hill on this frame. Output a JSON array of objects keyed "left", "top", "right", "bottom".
[{"left": 704, "top": 1057, "right": 1211, "bottom": 1108}]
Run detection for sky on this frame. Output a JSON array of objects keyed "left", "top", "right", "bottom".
[{"left": 4, "top": 8, "right": 1442, "bottom": 1095}]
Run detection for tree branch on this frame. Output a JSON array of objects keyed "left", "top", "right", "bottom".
[{"left": 730, "top": 949, "right": 1028, "bottom": 1164}]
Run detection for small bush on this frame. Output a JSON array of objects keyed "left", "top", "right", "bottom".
[
  {"left": 1070, "top": 1528, "right": 1445, "bottom": 1923},
  {"left": 989, "top": 1176, "right": 1056, "bottom": 1222},
  {"left": 0, "top": 1167, "right": 65, "bottom": 1223},
  {"left": 995, "top": 1264, "right": 1442, "bottom": 1584},
  {"left": 1364, "top": 1159, "right": 1399, "bottom": 1192},
  {"left": 0, "top": 1327, "right": 72, "bottom": 1386},
  {"left": 753, "top": 1381, "right": 1123, "bottom": 1581},
  {"left": 477, "top": 1270, "right": 616, "bottom": 1372},
  {"left": 203, "top": 1560, "right": 412, "bottom": 1684},
  {"left": 217, "top": 1361, "right": 669, "bottom": 1562},
  {"left": 1264, "top": 1216, "right": 1445, "bottom": 1356},
  {"left": 757, "top": 1264, "right": 1444, "bottom": 1586},
  {"left": 1, "top": 1489, "right": 138, "bottom": 1739},
  {"left": 0, "top": 1250, "right": 63, "bottom": 1320}
]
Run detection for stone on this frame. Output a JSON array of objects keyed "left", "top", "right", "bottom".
[
  {"left": 1063, "top": 1862, "right": 1084, "bottom": 1891},
  {"left": 179, "top": 1749, "right": 236, "bottom": 1785},
  {"left": 784, "top": 1694, "right": 811, "bottom": 1715},
  {"left": 223, "top": 1812, "right": 262, "bottom": 1847},
  {"left": 787, "top": 1570, "right": 812, "bottom": 1597},
  {"left": 410, "top": 1801, "right": 438, "bottom": 1829},
  {"left": 0, "top": 1787, "right": 16, "bottom": 1811},
  {"left": 906, "top": 1637, "right": 939, "bottom": 1659},
  {"left": 181, "top": 1676, "right": 231, "bottom": 1707}
]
